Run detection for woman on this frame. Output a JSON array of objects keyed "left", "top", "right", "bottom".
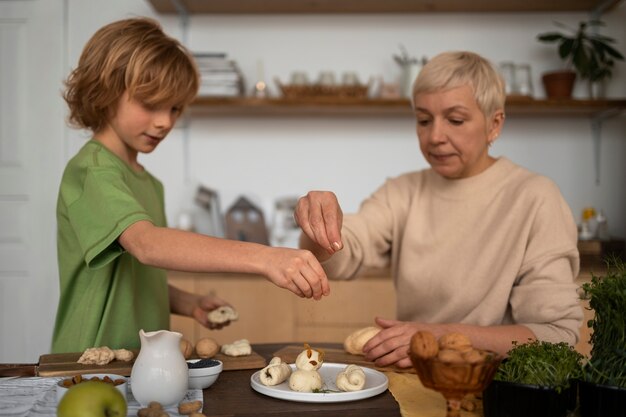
[{"left": 295, "top": 51, "right": 582, "bottom": 368}]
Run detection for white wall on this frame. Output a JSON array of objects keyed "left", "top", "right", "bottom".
[
  {"left": 63, "top": 1, "right": 626, "bottom": 240},
  {"left": 142, "top": 5, "right": 626, "bottom": 240}
]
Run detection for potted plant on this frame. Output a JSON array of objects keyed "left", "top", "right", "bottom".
[
  {"left": 482, "top": 340, "right": 583, "bottom": 417},
  {"left": 537, "top": 20, "right": 624, "bottom": 99},
  {"left": 579, "top": 258, "right": 626, "bottom": 417}
]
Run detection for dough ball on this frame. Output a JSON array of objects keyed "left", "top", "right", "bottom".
[
  {"left": 113, "top": 348, "right": 134, "bottom": 362},
  {"left": 295, "top": 344, "right": 324, "bottom": 371},
  {"left": 344, "top": 326, "right": 380, "bottom": 355},
  {"left": 410, "top": 330, "right": 439, "bottom": 359},
  {"left": 288, "top": 369, "right": 322, "bottom": 392},
  {"left": 336, "top": 364, "right": 366, "bottom": 392},
  {"left": 195, "top": 337, "right": 220, "bottom": 359},
  {"left": 180, "top": 338, "right": 194, "bottom": 359},
  {"left": 207, "top": 306, "right": 239, "bottom": 324},
  {"left": 221, "top": 339, "right": 251, "bottom": 357}
]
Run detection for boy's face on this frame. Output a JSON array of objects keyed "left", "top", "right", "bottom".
[{"left": 106, "top": 91, "right": 182, "bottom": 155}]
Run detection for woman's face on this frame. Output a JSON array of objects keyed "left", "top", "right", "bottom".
[{"left": 414, "top": 85, "right": 504, "bottom": 179}]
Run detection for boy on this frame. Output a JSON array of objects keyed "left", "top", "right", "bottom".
[{"left": 53, "top": 17, "right": 329, "bottom": 353}]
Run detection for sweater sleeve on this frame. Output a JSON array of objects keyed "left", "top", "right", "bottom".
[
  {"left": 322, "top": 177, "right": 406, "bottom": 279},
  {"left": 509, "top": 177, "right": 583, "bottom": 345}
]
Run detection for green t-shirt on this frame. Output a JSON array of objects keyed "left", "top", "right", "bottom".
[{"left": 52, "top": 140, "right": 169, "bottom": 353}]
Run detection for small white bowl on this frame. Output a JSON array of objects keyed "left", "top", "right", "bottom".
[
  {"left": 56, "top": 373, "right": 128, "bottom": 403},
  {"left": 187, "top": 359, "right": 223, "bottom": 389}
]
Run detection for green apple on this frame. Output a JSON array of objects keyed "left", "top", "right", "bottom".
[{"left": 57, "top": 381, "right": 127, "bottom": 417}]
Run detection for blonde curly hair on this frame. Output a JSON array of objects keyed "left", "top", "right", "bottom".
[{"left": 63, "top": 17, "right": 199, "bottom": 133}]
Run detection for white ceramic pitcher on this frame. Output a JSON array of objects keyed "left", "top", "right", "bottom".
[{"left": 130, "top": 329, "right": 188, "bottom": 407}]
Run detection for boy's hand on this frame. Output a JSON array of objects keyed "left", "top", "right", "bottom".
[
  {"left": 192, "top": 294, "right": 232, "bottom": 330},
  {"left": 262, "top": 247, "right": 331, "bottom": 300},
  {"left": 294, "top": 191, "right": 343, "bottom": 256}
]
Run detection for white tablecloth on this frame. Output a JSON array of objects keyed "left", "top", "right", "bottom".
[{"left": 0, "top": 377, "right": 202, "bottom": 417}]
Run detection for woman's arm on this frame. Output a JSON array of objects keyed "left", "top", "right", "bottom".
[{"left": 362, "top": 317, "right": 536, "bottom": 368}]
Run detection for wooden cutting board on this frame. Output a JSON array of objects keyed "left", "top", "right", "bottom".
[
  {"left": 272, "top": 345, "right": 415, "bottom": 373},
  {"left": 37, "top": 350, "right": 266, "bottom": 377}
]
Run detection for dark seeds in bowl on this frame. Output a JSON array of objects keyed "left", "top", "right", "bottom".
[{"left": 188, "top": 359, "right": 220, "bottom": 369}]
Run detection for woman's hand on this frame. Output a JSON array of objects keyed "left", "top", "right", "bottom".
[
  {"left": 362, "top": 317, "right": 424, "bottom": 369},
  {"left": 261, "top": 246, "right": 331, "bottom": 300},
  {"left": 294, "top": 191, "right": 344, "bottom": 257}
]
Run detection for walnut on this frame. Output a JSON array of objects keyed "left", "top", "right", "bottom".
[
  {"left": 438, "top": 332, "right": 472, "bottom": 352},
  {"left": 410, "top": 331, "right": 439, "bottom": 359},
  {"left": 180, "top": 338, "right": 194, "bottom": 359},
  {"left": 195, "top": 337, "right": 220, "bottom": 359}
]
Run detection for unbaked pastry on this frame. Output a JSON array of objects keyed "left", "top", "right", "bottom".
[
  {"left": 288, "top": 369, "right": 323, "bottom": 392},
  {"left": 259, "top": 357, "right": 292, "bottom": 386},
  {"left": 77, "top": 346, "right": 115, "bottom": 365},
  {"left": 335, "top": 364, "right": 366, "bottom": 392},
  {"left": 112, "top": 348, "right": 134, "bottom": 362},
  {"left": 295, "top": 343, "right": 324, "bottom": 371},
  {"left": 207, "top": 306, "right": 239, "bottom": 324},
  {"left": 221, "top": 339, "right": 251, "bottom": 357},
  {"left": 343, "top": 326, "right": 381, "bottom": 355}
]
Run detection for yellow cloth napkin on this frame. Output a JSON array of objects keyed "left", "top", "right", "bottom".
[{"left": 385, "top": 372, "right": 483, "bottom": 417}]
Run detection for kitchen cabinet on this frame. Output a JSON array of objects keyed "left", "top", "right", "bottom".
[
  {"left": 169, "top": 268, "right": 594, "bottom": 356},
  {"left": 168, "top": 269, "right": 396, "bottom": 346}
]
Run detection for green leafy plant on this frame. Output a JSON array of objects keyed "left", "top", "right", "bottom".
[
  {"left": 537, "top": 20, "right": 624, "bottom": 82},
  {"left": 494, "top": 340, "right": 583, "bottom": 393},
  {"left": 581, "top": 257, "right": 626, "bottom": 388}
]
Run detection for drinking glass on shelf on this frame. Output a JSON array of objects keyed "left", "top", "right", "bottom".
[
  {"left": 515, "top": 64, "right": 534, "bottom": 97},
  {"left": 499, "top": 62, "right": 516, "bottom": 95}
]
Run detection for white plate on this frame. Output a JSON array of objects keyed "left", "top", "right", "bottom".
[{"left": 250, "top": 363, "right": 388, "bottom": 403}]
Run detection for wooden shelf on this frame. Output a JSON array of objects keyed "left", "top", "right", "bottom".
[
  {"left": 148, "top": 0, "right": 622, "bottom": 14},
  {"left": 188, "top": 96, "right": 626, "bottom": 117}
]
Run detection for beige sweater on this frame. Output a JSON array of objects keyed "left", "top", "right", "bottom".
[{"left": 323, "top": 157, "right": 583, "bottom": 345}]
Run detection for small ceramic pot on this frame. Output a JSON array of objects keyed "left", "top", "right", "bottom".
[
  {"left": 483, "top": 379, "right": 577, "bottom": 417},
  {"left": 579, "top": 380, "right": 626, "bottom": 417},
  {"left": 541, "top": 70, "right": 576, "bottom": 99}
]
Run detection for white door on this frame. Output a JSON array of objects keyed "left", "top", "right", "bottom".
[{"left": 0, "top": 0, "right": 66, "bottom": 362}]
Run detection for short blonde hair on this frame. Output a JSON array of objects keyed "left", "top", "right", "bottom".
[
  {"left": 63, "top": 17, "right": 199, "bottom": 133},
  {"left": 413, "top": 51, "right": 505, "bottom": 118}
]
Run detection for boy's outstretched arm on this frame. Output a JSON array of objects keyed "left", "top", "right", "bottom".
[{"left": 118, "top": 220, "right": 330, "bottom": 300}]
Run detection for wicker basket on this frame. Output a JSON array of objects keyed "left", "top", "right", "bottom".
[{"left": 275, "top": 79, "right": 368, "bottom": 98}]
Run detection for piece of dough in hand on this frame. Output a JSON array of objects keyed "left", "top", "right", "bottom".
[
  {"left": 336, "top": 364, "right": 366, "bottom": 391},
  {"left": 259, "top": 357, "right": 292, "bottom": 386},
  {"left": 289, "top": 369, "right": 322, "bottom": 392},
  {"left": 207, "top": 306, "right": 239, "bottom": 324},
  {"left": 344, "top": 326, "right": 381, "bottom": 355},
  {"left": 221, "top": 339, "right": 251, "bottom": 357}
]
